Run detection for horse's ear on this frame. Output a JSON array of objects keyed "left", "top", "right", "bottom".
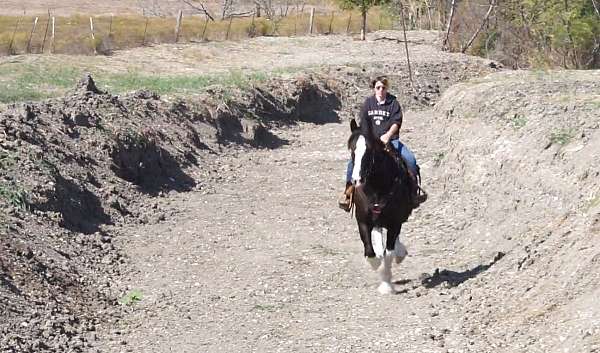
[{"left": 350, "top": 119, "right": 358, "bottom": 132}]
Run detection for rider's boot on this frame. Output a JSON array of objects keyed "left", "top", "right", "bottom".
[
  {"left": 338, "top": 181, "right": 354, "bottom": 212},
  {"left": 408, "top": 171, "right": 427, "bottom": 209}
]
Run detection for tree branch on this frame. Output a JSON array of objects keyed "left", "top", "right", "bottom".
[
  {"left": 461, "top": 0, "right": 496, "bottom": 53},
  {"left": 181, "top": 0, "right": 215, "bottom": 21}
]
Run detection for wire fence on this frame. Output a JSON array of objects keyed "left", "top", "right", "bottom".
[{"left": 0, "top": 7, "right": 412, "bottom": 56}]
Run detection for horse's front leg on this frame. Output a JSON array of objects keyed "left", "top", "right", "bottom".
[
  {"left": 387, "top": 224, "right": 407, "bottom": 264},
  {"left": 357, "top": 221, "right": 380, "bottom": 270},
  {"left": 376, "top": 225, "right": 401, "bottom": 295}
]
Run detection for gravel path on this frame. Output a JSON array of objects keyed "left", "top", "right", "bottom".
[{"left": 103, "top": 114, "right": 475, "bottom": 352}]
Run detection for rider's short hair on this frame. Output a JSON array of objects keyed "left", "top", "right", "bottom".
[{"left": 371, "top": 76, "right": 389, "bottom": 89}]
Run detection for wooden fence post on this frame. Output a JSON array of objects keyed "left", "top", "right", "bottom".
[
  {"left": 293, "top": 9, "right": 297, "bottom": 35},
  {"left": 175, "top": 9, "right": 183, "bottom": 42},
  {"left": 41, "top": 10, "right": 51, "bottom": 53},
  {"left": 346, "top": 12, "right": 352, "bottom": 34},
  {"left": 8, "top": 15, "right": 23, "bottom": 54},
  {"left": 308, "top": 7, "right": 315, "bottom": 34},
  {"left": 142, "top": 17, "right": 149, "bottom": 45},
  {"left": 201, "top": 15, "right": 209, "bottom": 41},
  {"left": 225, "top": 16, "right": 233, "bottom": 40},
  {"left": 89, "top": 17, "right": 95, "bottom": 39},
  {"left": 26, "top": 17, "right": 39, "bottom": 54},
  {"left": 109, "top": 14, "right": 114, "bottom": 37},
  {"left": 442, "top": 0, "right": 456, "bottom": 51},
  {"left": 51, "top": 17, "right": 55, "bottom": 53}
]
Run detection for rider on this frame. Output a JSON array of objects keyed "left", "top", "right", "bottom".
[{"left": 338, "top": 76, "right": 426, "bottom": 211}]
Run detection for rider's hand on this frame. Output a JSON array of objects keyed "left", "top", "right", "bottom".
[{"left": 380, "top": 133, "right": 390, "bottom": 145}]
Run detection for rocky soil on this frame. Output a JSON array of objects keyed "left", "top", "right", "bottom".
[{"left": 1, "top": 31, "right": 599, "bottom": 352}]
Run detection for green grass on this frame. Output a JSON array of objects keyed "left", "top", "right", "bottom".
[
  {"left": 0, "top": 62, "right": 274, "bottom": 103},
  {"left": 252, "top": 303, "right": 281, "bottom": 312},
  {"left": 510, "top": 113, "right": 527, "bottom": 129},
  {"left": 549, "top": 129, "right": 574, "bottom": 146},
  {"left": 99, "top": 70, "right": 270, "bottom": 95},
  {"left": 589, "top": 194, "right": 600, "bottom": 209},
  {"left": 118, "top": 289, "right": 143, "bottom": 306},
  {"left": 0, "top": 182, "right": 29, "bottom": 211},
  {"left": 432, "top": 152, "right": 445, "bottom": 167},
  {"left": 0, "top": 64, "right": 82, "bottom": 103}
]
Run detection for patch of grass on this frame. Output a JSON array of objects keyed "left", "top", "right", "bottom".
[
  {"left": 510, "top": 113, "right": 527, "bottom": 129},
  {"left": 0, "top": 60, "right": 273, "bottom": 103},
  {"left": 252, "top": 303, "right": 281, "bottom": 312},
  {"left": 0, "top": 150, "right": 17, "bottom": 169},
  {"left": 589, "top": 194, "right": 600, "bottom": 210},
  {"left": 118, "top": 289, "right": 143, "bottom": 306},
  {"left": 0, "top": 182, "right": 29, "bottom": 211},
  {"left": 433, "top": 152, "right": 445, "bottom": 167},
  {"left": 99, "top": 70, "right": 270, "bottom": 95},
  {"left": 549, "top": 129, "right": 575, "bottom": 146},
  {"left": 0, "top": 64, "right": 82, "bottom": 103}
]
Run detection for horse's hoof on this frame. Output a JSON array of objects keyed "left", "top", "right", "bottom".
[
  {"left": 394, "top": 255, "right": 406, "bottom": 264},
  {"left": 377, "top": 282, "right": 395, "bottom": 295},
  {"left": 365, "top": 256, "right": 382, "bottom": 270}
]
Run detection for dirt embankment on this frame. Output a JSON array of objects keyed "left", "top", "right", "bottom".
[
  {"left": 0, "top": 53, "right": 496, "bottom": 352},
  {"left": 2, "top": 30, "right": 599, "bottom": 353},
  {"left": 423, "top": 70, "right": 600, "bottom": 352}
]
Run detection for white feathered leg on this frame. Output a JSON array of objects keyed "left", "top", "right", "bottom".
[
  {"left": 393, "top": 237, "right": 408, "bottom": 264},
  {"left": 377, "top": 254, "right": 395, "bottom": 294},
  {"left": 371, "top": 227, "right": 386, "bottom": 258}
]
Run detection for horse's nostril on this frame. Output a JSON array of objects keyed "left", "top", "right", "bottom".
[{"left": 372, "top": 204, "right": 381, "bottom": 214}]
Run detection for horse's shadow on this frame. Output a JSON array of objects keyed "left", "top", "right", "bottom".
[
  {"left": 391, "top": 251, "right": 505, "bottom": 293},
  {"left": 420, "top": 251, "right": 505, "bottom": 289}
]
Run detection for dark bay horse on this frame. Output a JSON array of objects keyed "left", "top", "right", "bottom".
[{"left": 347, "top": 119, "right": 414, "bottom": 294}]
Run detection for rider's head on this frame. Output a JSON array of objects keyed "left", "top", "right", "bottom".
[{"left": 371, "top": 76, "right": 389, "bottom": 101}]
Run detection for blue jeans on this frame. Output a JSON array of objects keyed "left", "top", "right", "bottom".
[{"left": 346, "top": 139, "right": 418, "bottom": 182}]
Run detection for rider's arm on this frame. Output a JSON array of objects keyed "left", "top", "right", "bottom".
[
  {"left": 359, "top": 98, "right": 370, "bottom": 137},
  {"left": 381, "top": 101, "right": 402, "bottom": 143}
]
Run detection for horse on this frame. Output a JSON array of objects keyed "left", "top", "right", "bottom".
[{"left": 347, "top": 118, "right": 414, "bottom": 294}]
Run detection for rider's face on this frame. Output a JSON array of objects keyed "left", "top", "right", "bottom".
[{"left": 374, "top": 82, "right": 387, "bottom": 100}]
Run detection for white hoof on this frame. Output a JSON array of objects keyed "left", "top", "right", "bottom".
[
  {"left": 377, "top": 282, "right": 395, "bottom": 295},
  {"left": 365, "top": 257, "right": 382, "bottom": 270}
]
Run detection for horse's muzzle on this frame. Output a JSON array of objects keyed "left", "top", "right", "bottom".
[{"left": 371, "top": 203, "right": 382, "bottom": 219}]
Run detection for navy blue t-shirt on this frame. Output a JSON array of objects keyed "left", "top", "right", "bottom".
[{"left": 359, "top": 94, "right": 403, "bottom": 139}]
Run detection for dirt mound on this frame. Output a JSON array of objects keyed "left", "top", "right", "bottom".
[
  {"left": 0, "top": 72, "right": 344, "bottom": 351},
  {"left": 424, "top": 69, "right": 600, "bottom": 351}
]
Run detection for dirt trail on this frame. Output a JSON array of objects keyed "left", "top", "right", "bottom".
[{"left": 100, "top": 113, "right": 479, "bottom": 352}]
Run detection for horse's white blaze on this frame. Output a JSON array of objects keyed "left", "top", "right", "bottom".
[{"left": 371, "top": 227, "right": 386, "bottom": 258}]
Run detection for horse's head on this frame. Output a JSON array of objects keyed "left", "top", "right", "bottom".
[
  {"left": 347, "top": 119, "right": 361, "bottom": 154},
  {"left": 356, "top": 120, "right": 408, "bottom": 221}
]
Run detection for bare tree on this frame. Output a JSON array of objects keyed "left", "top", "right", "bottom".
[
  {"left": 442, "top": 0, "right": 456, "bottom": 51},
  {"left": 461, "top": 0, "right": 496, "bottom": 53},
  {"left": 182, "top": 0, "right": 215, "bottom": 20}
]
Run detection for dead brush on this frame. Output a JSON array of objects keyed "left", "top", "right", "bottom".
[{"left": 0, "top": 8, "right": 393, "bottom": 56}]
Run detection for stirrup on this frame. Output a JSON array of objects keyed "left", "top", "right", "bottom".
[{"left": 338, "top": 198, "right": 352, "bottom": 212}]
